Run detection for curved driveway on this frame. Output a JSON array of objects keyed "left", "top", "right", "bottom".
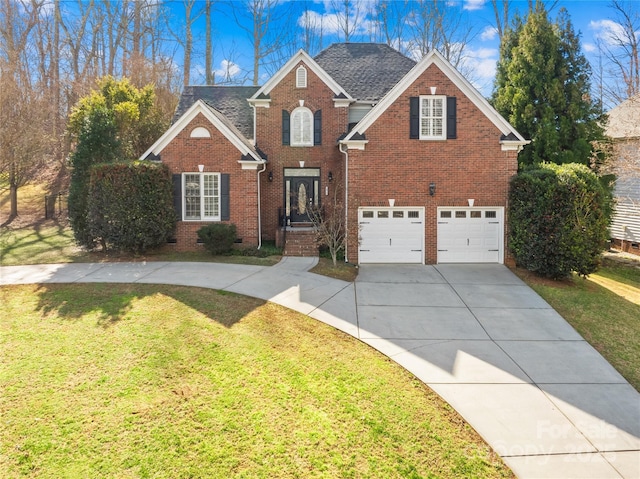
[{"left": 2, "top": 257, "right": 639, "bottom": 479}]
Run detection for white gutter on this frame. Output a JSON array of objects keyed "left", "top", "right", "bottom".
[
  {"left": 257, "top": 162, "right": 266, "bottom": 249},
  {"left": 339, "top": 142, "right": 349, "bottom": 263}
]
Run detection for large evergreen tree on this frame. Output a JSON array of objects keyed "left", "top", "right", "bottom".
[
  {"left": 67, "top": 77, "right": 168, "bottom": 249},
  {"left": 492, "top": 3, "right": 605, "bottom": 168}
]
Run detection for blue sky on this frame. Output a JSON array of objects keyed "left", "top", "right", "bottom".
[{"left": 180, "top": 1, "right": 618, "bottom": 98}]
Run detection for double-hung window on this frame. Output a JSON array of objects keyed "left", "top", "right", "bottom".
[
  {"left": 420, "top": 95, "right": 446, "bottom": 140},
  {"left": 183, "top": 172, "right": 220, "bottom": 221}
]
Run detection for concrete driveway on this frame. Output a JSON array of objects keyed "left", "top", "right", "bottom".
[
  {"left": 2, "top": 260, "right": 639, "bottom": 478},
  {"left": 354, "top": 264, "right": 640, "bottom": 479}
]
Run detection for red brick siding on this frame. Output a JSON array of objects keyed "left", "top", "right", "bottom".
[
  {"left": 255, "top": 61, "right": 348, "bottom": 240},
  {"left": 159, "top": 113, "right": 259, "bottom": 251},
  {"left": 346, "top": 64, "right": 519, "bottom": 264}
]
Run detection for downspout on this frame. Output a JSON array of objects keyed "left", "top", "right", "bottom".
[
  {"left": 339, "top": 142, "right": 349, "bottom": 263},
  {"left": 257, "top": 161, "right": 266, "bottom": 249},
  {"left": 251, "top": 102, "right": 266, "bottom": 250}
]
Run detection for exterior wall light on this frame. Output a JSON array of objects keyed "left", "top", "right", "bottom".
[
  {"left": 429, "top": 182, "right": 436, "bottom": 196},
  {"left": 328, "top": 171, "right": 333, "bottom": 182},
  {"left": 268, "top": 171, "right": 273, "bottom": 182}
]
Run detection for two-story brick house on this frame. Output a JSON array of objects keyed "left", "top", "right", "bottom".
[{"left": 141, "top": 43, "right": 527, "bottom": 264}]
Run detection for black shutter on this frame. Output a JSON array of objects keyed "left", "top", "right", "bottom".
[
  {"left": 314, "top": 109, "right": 322, "bottom": 145},
  {"left": 409, "top": 97, "right": 420, "bottom": 139},
  {"left": 447, "top": 97, "right": 457, "bottom": 139},
  {"left": 282, "top": 110, "right": 290, "bottom": 145},
  {"left": 221, "top": 173, "right": 230, "bottom": 221},
  {"left": 172, "top": 174, "right": 182, "bottom": 220}
]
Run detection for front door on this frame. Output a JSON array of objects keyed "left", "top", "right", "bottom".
[{"left": 284, "top": 168, "right": 320, "bottom": 224}]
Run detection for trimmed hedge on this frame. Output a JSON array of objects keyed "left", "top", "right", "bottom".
[
  {"left": 87, "top": 162, "right": 176, "bottom": 253},
  {"left": 509, "top": 163, "right": 613, "bottom": 279},
  {"left": 197, "top": 223, "right": 237, "bottom": 255}
]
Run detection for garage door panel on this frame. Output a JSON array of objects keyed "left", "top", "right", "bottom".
[
  {"left": 359, "top": 208, "right": 424, "bottom": 264},
  {"left": 437, "top": 208, "right": 504, "bottom": 264}
]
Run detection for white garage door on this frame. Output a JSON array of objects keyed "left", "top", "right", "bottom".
[
  {"left": 437, "top": 207, "right": 504, "bottom": 263},
  {"left": 359, "top": 207, "right": 424, "bottom": 263}
]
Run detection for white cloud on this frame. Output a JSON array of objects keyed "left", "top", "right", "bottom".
[
  {"left": 480, "top": 26, "right": 498, "bottom": 41},
  {"left": 459, "top": 46, "right": 499, "bottom": 95},
  {"left": 589, "top": 19, "right": 626, "bottom": 46},
  {"left": 583, "top": 42, "right": 597, "bottom": 53},
  {"left": 297, "top": 10, "right": 323, "bottom": 30},
  {"left": 297, "top": 8, "right": 374, "bottom": 38},
  {"left": 214, "top": 60, "right": 241, "bottom": 81},
  {"left": 463, "top": 0, "right": 486, "bottom": 11}
]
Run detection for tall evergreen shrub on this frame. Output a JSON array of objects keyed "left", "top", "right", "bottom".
[
  {"left": 87, "top": 162, "right": 175, "bottom": 253},
  {"left": 509, "top": 163, "right": 613, "bottom": 278},
  {"left": 68, "top": 107, "right": 120, "bottom": 249}
]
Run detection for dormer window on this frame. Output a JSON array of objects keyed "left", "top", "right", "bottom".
[{"left": 296, "top": 66, "right": 307, "bottom": 88}]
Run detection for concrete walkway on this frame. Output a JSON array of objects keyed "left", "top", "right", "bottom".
[{"left": 1, "top": 259, "right": 639, "bottom": 479}]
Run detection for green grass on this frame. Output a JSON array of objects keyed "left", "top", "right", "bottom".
[
  {"left": 0, "top": 221, "right": 282, "bottom": 267},
  {"left": 0, "top": 284, "right": 513, "bottom": 479},
  {"left": 0, "top": 222, "right": 90, "bottom": 265},
  {"left": 516, "top": 263, "right": 640, "bottom": 391}
]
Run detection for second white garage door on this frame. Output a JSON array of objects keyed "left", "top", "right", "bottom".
[
  {"left": 359, "top": 207, "right": 424, "bottom": 263},
  {"left": 437, "top": 207, "right": 504, "bottom": 263}
]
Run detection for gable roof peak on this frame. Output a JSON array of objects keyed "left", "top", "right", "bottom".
[
  {"left": 249, "top": 48, "right": 352, "bottom": 102},
  {"left": 342, "top": 48, "right": 527, "bottom": 147},
  {"left": 140, "top": 99, "right": 264, "bottom": 163}
]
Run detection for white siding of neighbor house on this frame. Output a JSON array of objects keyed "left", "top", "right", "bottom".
[{"left": 611, "top": 178, "right": 640, "bottom": 243}]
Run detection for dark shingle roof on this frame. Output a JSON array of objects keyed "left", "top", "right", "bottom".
[
  {"left": 314, "top": 43, "right": 416, "bottom": 102},
  {"left": 173, "top": 86, "right": 259, "bottom": 139}
]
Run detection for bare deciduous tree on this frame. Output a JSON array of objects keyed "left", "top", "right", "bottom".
[
  {"left": 298, "top": 1, "right": 324, "bottom": 55},
  {"left": 205, "top": 0, "right": 215, "bottom": 84},
  {"left": 406, "top": 0, "right": 474, "bottom": 69},
  {"left": 308, "top": 184, "right": 346, "bottom": 267},
  {"left": 597, "top": 0, "right": 640, "bottom": 105},
  {"left": 230, "top": 0, "right": 294, "bottom": 85},
  {"left": 372, "top": 0, "right": 411, "bottom": 53},
  {"left": 329, "top": 0, "right": 364, "bottom": 42}
]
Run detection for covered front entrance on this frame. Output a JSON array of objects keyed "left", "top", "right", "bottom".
[{"left": 284, "top": 168, "right": 320, "bottom": 224}]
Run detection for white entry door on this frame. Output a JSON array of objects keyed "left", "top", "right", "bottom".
[
  {"left": 437, "top": 207, "right": 504, "bottom": 263},
  {"left": 358, "top": 207, "right": 424, "bottom": 263}
]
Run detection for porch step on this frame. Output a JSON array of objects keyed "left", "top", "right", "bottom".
[{"left": 282, "top": 229, "right": 319, "bottom": 257}]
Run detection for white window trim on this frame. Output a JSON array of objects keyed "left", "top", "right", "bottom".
[
  {"left": 190, "top": 126, "right": 211, "bottom": 138},
  {"left": 291, "top": 106, "right": 313, "bottom": 146},
  {"left": 182, "top": 172, "right": 221, "bottom": 221},
  {"left": 296, "top": 65, "right": 307, "bottom": 88},
  {"left": 419, "top": 95, "right": 446, "bottom": 140}
]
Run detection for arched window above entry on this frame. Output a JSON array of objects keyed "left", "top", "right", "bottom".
[
  {"left": 291, "top": 107, "right": 313, "bottom": 146},
  {"left": 190, "top": 126, "right": 211, "bottom": 138}
]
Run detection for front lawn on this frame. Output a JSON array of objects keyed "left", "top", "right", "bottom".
[
  {"left": 0, "top": 283, "right": 513, "bottom": 478},
  {"left": 516, "top": 261, "right": 640, "bottom": 391},
  {"left": 0, "top": 221, "right": 282, "bottom": 267}
]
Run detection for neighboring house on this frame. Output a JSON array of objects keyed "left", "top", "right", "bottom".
[
  {"left": 605, "top": 95, "right": 640, "bottom": 255},
  {"left": 141, "top": 43, "right": 527, "bottom": 264}
]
